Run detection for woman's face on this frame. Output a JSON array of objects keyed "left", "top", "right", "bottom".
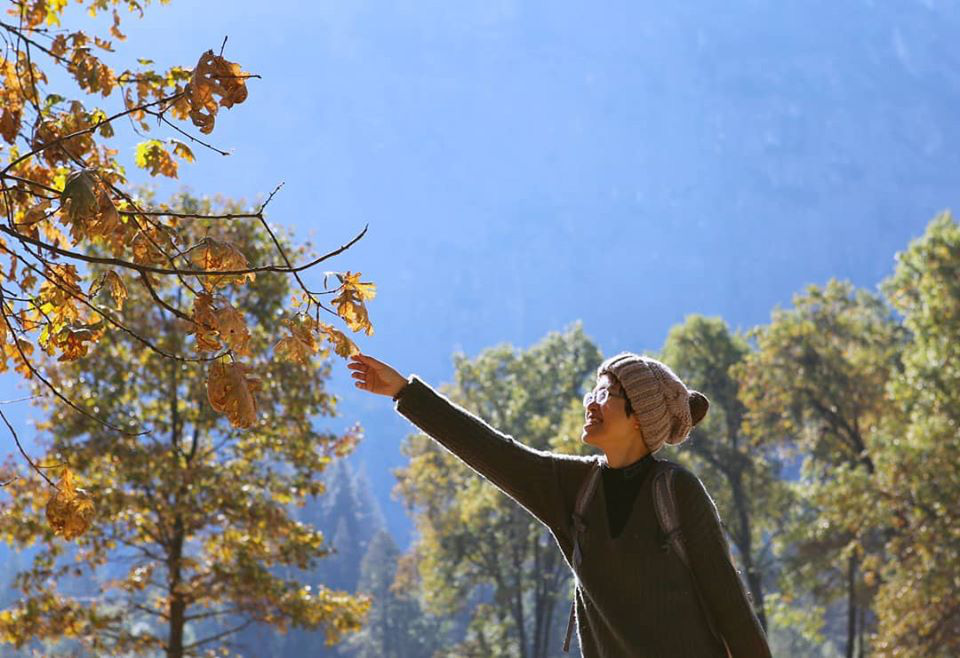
[{"left": 581, "top": 373, "right": 639, "bottom": 448}]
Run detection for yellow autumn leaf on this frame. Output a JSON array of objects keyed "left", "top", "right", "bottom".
[
  {"left": 337, "top": 271, "right": 376, "bottom": 301},
  {"left": 46, "top": 468, "right": 95, "bottom": 540},
  {"left": 331, "top": 271, "right": 375, "bottom": 336},
  {"left": 54, "top": 324, "right": 100, "bottom": 361},
  {"left": 84, "top": 189, "right": 124, "bottom": 248},
  {"left": 134, "top": 139, "right": 178, "bottom": 178},
  {"left": 287, "top": 314, "right": 320, "bottom": 351},
  {"left": 318, "top": 322, "right": 359, "bottom": 358},
  {"left": 170, "top": 138, "right": 195, "bottom": 163},
  {"left": 207, "top": 361, "right": 261, "bottom": 429},
  {"left": 130, "top": 229, "right": 169, "bottom": 266}
]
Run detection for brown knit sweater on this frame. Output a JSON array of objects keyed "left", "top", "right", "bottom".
[{"left": 396, "top": 376, "right": 771, "bottom": 658}]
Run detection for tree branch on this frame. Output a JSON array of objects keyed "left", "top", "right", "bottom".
[{"left": 0, "top": 221, "right": 369, "bottom": 277}]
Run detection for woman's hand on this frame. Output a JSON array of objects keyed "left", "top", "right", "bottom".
[{"left": 348, "top": 353, "right": 408, "bottom": 398}]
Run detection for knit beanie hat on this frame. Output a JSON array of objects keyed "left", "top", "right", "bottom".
[{"left": 597, "top": 352, "right": 709, "bottom": 453}]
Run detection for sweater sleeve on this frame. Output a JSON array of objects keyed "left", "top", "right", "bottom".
[
  {"left": 394, "top": 375, "right": 570, "bottom": 533},
  {"left": 674, "top": 470, "right": 772, "bottom": 658}
]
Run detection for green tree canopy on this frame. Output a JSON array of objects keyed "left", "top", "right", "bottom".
[
  {"left": 867, "top": 212, "right": 960, "bottom": 655},
  {"left": 736, "top": 279, "right": 905, "bottom": 657}
]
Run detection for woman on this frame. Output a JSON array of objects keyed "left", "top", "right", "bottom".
[{"left": 348, "top": 351, "right": 771, "bottom": 658}]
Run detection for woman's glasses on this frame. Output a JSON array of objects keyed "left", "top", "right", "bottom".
[{"left": 583, "top": 387, "right": 627, "bottom": 407}]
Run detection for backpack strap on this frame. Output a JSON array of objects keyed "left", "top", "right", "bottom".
[
  {"left": 562, "top": 460, "right": 603, "bottom": 653},
  {"left": 652, "top": 463, "right": 728, "bottom": 653}
]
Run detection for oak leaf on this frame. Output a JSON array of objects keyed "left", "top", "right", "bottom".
[
  {"left": 130, "top": 229, "right": 169, "bottom": 266},
  {"left": 45, "top": 468, "right": 95, "bottom": 540},
  {"left": 54, "top": 324, "right": 100, "bottom": 361},
  {"left": 184, "top": 237, "right": 254, "bottom": 291},
  {"left": 90, "top": 193, "right": 122, "bottom": 244},
  {"left": 189, "top": 293, "right": 221, "bottom": 353},
  {"left": 88, "top": 270, "right": 127, "bottom": 311},
  {"left": 134, "top": 139, "right": 178, "bottom": 178},
  {"left": 318, "top": 322, "right": 359, "bottom": 358},
  {"left": 186, "top": 50, "right": 249, "bottom": 135},
  {"left": 331, "top": 271, "right": 376, "bottom": 336},
  {"left": 274, "top": 314, "right": 320, "bottom": 364},
  {"left": 213, "top": 302, "right": 251, "bottom": 356},
  {"left": 207, "top": 361, "right": 261, "bottom": 429},
  {"left": 170, "top": 139, "right": 195, "bottom": 163},
  {"left": 60, "top": 169, "right": 99, "bottom": 224},
  {"left": 274, "top": 334, "right": 314, "bottom": 364},
  {"left": 0, "top": 108, "right": 20, "bottom": 144},
  {"left": 0, "top": 59, "right": 23, "bottom": 143}
]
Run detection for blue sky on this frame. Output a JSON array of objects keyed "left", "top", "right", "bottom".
[{"left": 3, "top": 0, "right": 960, "bottom": 541}]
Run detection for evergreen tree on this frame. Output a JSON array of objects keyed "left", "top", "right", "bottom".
[
  {"left": 347, "top": 530, "right": 444, "bottom": 657},
  {"left": 271, "top": 460, "right": 386, "bottom": 657}
]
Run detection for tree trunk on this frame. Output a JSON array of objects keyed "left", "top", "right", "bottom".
[
  {"left": 846, "top": 553, "right": 857, "bottom": 658},
  {"left": 511, "top": 528, "right": 528, "bottom": 658},
  {"left": 167, "top": 514, "right": 186, "bottom": 658},
  {"left": 728, "top": 467, "right": 767, "bottom": 630},
  {"left": 857, "top": 596, "right": 866, "bottom": 658}
]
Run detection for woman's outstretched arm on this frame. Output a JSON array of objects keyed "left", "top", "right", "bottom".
[{"left": 348, "top": 354, "right": 586, "bottom": 533}]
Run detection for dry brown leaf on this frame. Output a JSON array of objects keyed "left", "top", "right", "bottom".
[
  {"left": 189, "top": 293, "right": 221, "bottom": 353},
  {"left": 186, "top": 50, "right": 249, "bottom": 134},
  {"left": 207, "top": 361, "right": 261, "bottom": 429},
  {"left": 318, "top": 322, "right": 359, "bottom": 358},
  {"left": 60, "top": 169, "right": 99, "bottom": 224},
  {"left": 184, "top": 237, "right": 254, "bottom": 291},
  {"left": 89, "top": 270, "right": 127, "bottom": 311},
  {"left": 212, "top": 302, "right": 251, "bottom": 356},
  {"left": 54, "top": 324, "right": 100, "bottom": 361},
  {"left": 46, "top": 468, "right": 95, "bottom": 540},
  {"left": 274, "top": 334, "right": 314, "bottom": 365},
  {"left": 130, "top": 230, "right": 168, "bottom": 266},
  {"left": 0, "top": 107, "right": 20, "bottom": 144}
]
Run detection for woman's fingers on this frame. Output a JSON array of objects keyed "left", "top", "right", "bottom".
[{"left": 347, "top": 353, "right": 404, "bottom": 397}]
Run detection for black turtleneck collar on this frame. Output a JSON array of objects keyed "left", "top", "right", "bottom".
[
  {"left": 602, "top": 452, "right": 657, "bottom": 539},
  {"left": 606, "top": 452, "right": 656, "bottom": 480}
]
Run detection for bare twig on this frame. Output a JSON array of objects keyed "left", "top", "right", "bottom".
[
  {"left": 0, "top": 406, "right": 55, "bottom": 487},
  {"left": 0, "top": 21, "right": 69, "bottom": 65},
  {"left": 151, "top": 111, "right": 231, "bottom": 157},
  {"left": 0, "top": 394, "right": 39, "bottom": 404}
]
